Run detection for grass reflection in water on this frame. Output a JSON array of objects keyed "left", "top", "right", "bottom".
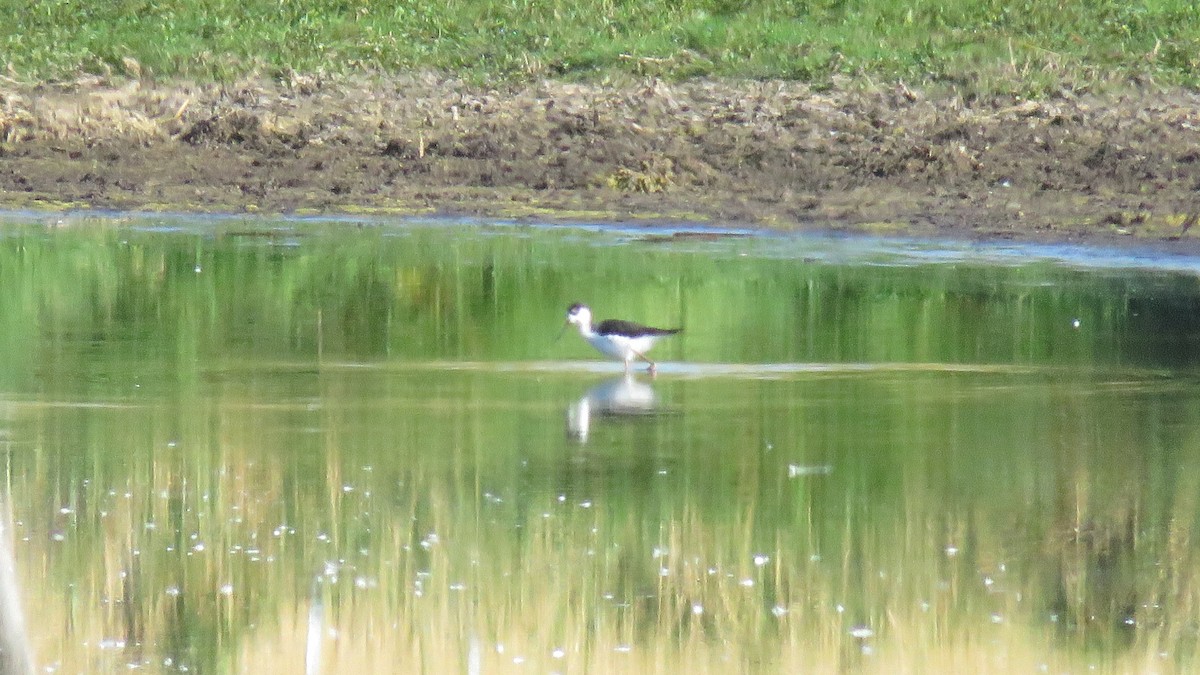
[{"left": 0, "top": 218, "right": 1198, "bottom": 673}]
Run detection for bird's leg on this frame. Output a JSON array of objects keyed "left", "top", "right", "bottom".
[{"left": 631, "top": 349, "right": 657, "bottom": 377}]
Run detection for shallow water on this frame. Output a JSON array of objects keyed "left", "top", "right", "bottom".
[{"left": 1, "top": 215, "right": 1199, "bottom": 673}]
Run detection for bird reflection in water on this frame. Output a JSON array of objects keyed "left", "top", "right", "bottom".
[{"left": 566, "top": 374, "right": 661, "bottom": 443}]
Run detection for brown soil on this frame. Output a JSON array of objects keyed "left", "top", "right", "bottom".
[{"left": 2, "top": 73, "right": 1199, "bottom": 247}]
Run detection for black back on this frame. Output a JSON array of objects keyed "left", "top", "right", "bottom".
[{"left": 595, "top": 318, "right": 681, "bottom": 338}]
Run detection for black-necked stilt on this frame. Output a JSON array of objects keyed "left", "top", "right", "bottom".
[{"left": 563, "top": 303, "right": 681, "bottom": 374}]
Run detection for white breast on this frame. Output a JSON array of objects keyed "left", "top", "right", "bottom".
[{"left": 587, "top": 333, "right": 642, "bottom": 361}]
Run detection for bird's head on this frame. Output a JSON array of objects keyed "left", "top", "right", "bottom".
[
  {"left": 565, "top": 303, "right": 592, "bottom": 328},
  {"left": 558, "top": 302, "right": 592, "bottom": 341}
]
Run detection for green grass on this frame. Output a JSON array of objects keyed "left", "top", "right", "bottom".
[{"left": 1, "top": 0, "right": 1198, "bottom": 91}]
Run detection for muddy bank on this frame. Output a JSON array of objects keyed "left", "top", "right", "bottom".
[{"left": 1, "top": 73, "right": 1198, "bottom": 246}]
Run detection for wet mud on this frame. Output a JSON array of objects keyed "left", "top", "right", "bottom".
[{"left": 2, "top": 73, "right": 1198, "bottom": 247}]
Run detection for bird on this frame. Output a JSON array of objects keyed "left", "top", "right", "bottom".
[{"left": 562, "top": 303, "right": 681, "bottom": 374}]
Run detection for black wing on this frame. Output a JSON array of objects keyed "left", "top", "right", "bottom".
[{"left": 596, "top": 318, "right": 681, "bottom": 338}]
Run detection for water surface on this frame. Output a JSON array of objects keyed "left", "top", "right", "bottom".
[{"left": 1, "top": 215, "right": 1199, "bottom": 673}]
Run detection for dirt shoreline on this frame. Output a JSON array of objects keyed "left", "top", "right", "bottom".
[{"left": 2, "top": 73, "right": 1199, "bottom": 250}]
